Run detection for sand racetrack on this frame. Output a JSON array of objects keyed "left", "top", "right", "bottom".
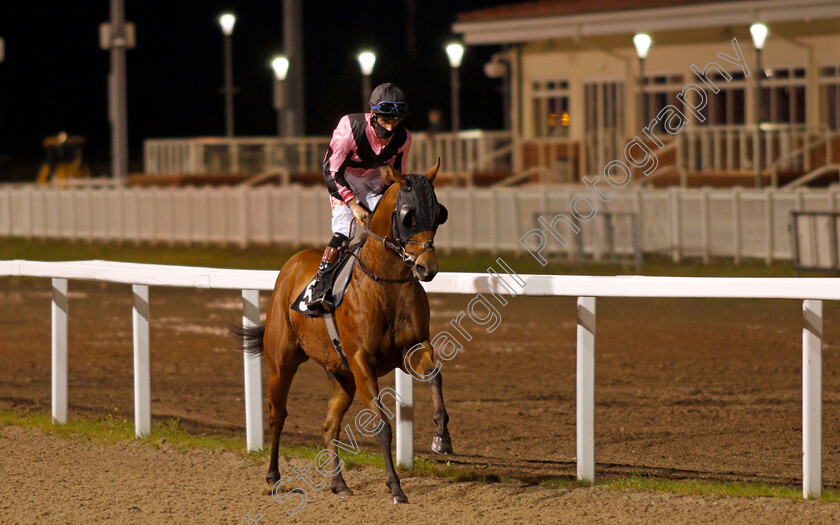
[{"left": 3, "top": 276, "right": 840, "bottom": 522}]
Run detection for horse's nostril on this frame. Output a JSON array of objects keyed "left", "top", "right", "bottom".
[{"left": 415, "top": 265, "right": 427, "bottom": 276}]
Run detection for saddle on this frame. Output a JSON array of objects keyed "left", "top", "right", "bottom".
[
  {"left": 289, "top": 232, "right": 367, "bottom": 372},
  {"left": 290, "top": 234, "right": 365, "bottom": 318}
]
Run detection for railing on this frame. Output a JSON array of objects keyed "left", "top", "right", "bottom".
[
  {"left": 679, "top": 124, "right": 817, "bottom": 174},
  {"left": 775, "top": 130, "right": 840, "bottom": 188},
  {"left": 492, "top": 166, "right": 551, "bottom": 187},
  {"left": 142, "top": 126, "right": 828, "bottom": 188},
  {"left": 516, "top": 137, "right": 581, "bottom": 183},
  {"left": 1, "top": 259, "right": 834, "bottom": 498},
  {"left": 143, "top": 136, "right": 330, "bottom": 176},
  {"left": 7, "top": 184, "right": 840, "bottom": 264},
  {"left": 638, "top": 139, "right": 685, "bottom": 187},
  {"left": 143, "top": 131, "right": 513, "bottom": 182},
  {"left": 784, "top": 164, "right": 840, "bottom": 189},
  {"left": 508, "top": 124, "right": 822, "bottom": 184},
  {"left": 407, "top": 130, "right": 511, "bottom": 176},
  {"left": 525, "top": 124, "right": 822, "bottom": 184}
]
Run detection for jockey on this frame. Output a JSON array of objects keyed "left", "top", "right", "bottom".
[{"left": 306, "top": 83, "right": 412, "bottom": 313}]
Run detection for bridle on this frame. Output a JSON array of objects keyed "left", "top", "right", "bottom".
[
  {"left": 350, "top": 178, "right": 446, "bottom": 284},
  {"left": 353, "top": 224, "right": 434, "bottom": 283}
]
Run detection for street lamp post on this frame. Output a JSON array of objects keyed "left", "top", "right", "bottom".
[
  {"left": 1, "top": 38, "right": 5, "bottom": 133},
  {"left": 751, "top": 22, "right": 768, "bottom": 188},
  {"left": 484, "top": 52, "right": 512, "bottom": 131},
  {"left": 219, "top": 13, "right": 236, "bottom": 138},
  {"left": 271, "top": 56, "right": 290, "bottom": 136},
  {"left": 100, "top": 0, "right": 135, "bottom": 184},
  {"left": 446, "top": 43, "right": 465, "bottom": 132},
  {"left": 357, "top": 51, "right": 376, "bottom": 112},
  {"left": 633, "top": 33, "right": 652, "bottom": 129}
]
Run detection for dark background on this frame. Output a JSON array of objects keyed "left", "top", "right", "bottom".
[{"left": 0, "top": 1, "right": 515, "bottom": 179}]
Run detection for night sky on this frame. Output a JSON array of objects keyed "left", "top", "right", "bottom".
[{"left": 0, "top": 1, "right": 515, "bottom": 178}]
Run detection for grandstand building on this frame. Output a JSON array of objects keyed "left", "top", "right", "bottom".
[{"left": 454, "top": 0, "right": 840, "bottom": 186}]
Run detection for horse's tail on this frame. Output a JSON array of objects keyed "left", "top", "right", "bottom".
[{"left": 228, "top": 323, "right": 265, "bottom": 357}]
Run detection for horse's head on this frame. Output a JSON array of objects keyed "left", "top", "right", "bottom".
[{"left": 384, "top": 160, "right": 448, "bottom": 281}]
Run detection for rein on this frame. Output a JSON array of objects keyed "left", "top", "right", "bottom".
[
  {"left": 350, "top": 216, "right": 434, "bottom": 284},
  {"left": 350, "top": 248, "right": 416, "bottom": 283}
]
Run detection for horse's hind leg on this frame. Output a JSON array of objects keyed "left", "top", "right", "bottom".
[
  {"left": 265, "top": 345, "right": 306, "bottom": 486},
  {"left": 322, "top": 372, "right": 356, "bottom": 497},
  {"left": 406, "top": 340, "right": 452, "bottom": 454},
  {"left": 350, "top": 359, "right": 408, "bottom": 504}
]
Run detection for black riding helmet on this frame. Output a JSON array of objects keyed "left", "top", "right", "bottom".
[{"left": 369, "top": 83, "right": 409, "bottom": 130}]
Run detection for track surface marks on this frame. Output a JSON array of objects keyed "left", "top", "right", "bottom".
[
  {"left": 3, "top": 425, "right": 840, "bottom": 524},
  {"left": 3, "top": 277, "right": 840, "bottom": 520}
]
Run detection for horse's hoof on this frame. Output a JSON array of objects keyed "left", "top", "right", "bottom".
[
  {"left": 266, "top": 472, "right": 281, "bottom": 486},
  {"left": 432, "top": 435, "right": 453, "bottom": 454},
  {"left": 334, "top": 488, "right": 354, "bottom": 498},
  {"left": 391, "top": 494, "right": 409, "bottom": 504}
]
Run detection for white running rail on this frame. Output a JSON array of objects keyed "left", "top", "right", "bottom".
[{"left": 1, "top": 259, "right": 836, "bottom": 499}]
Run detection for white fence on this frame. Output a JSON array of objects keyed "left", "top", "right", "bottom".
[
  {"left": 6, "top": 184, "right": 840, "bottom": 263},
  {"left": 678, "top": 124, "right": 818, "bottom": 174},
  {"left": 143, "top": 131, "right": 512, "bottom": 177},
  {"left": 141, "top": 125, "right": 830, "bottom": 184},
  {"left": 144, "top": 136, "right": 330, "bottom": 177},
  {"left": 0, "top": 259, "right": 835, "bottom": 498}
]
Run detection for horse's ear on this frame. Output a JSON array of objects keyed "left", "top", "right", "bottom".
[
  {"left": 426, "top": 158, "right": 441, "bottom": 184},
  {"left": 384, "top": 164, "right": 407, "bottom": 187}
]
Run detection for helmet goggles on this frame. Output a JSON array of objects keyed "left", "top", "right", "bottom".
[{"left": 371, "top": 101, "right": 408, "bottom": 121}]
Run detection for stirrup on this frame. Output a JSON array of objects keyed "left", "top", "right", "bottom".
[
  {"left": 307, "top": 293, "right": 335, "bottom": 313},
  {"left": 306, "top": 274, "right": 335, "bottom": 312}
]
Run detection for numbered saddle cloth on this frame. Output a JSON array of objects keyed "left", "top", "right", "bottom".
[{"left": 290, "top": 242, "right": 362, "bottom": 317}]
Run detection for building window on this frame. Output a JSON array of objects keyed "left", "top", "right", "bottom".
[
  {"left": 641, "top": 74, "right": 684, "bottom": 132},
  {"left": 820, "top": 65, "right": 840, "bottom": 130},
  {"left": 696, "top": 71, "right": 747, "bottom": 126},
  {"left": 584, "top": 81, "right": 623, "bottom": 133},
  {"left": 759, "top": 67, "right": 806, "bottom": 125},
  {"left": 532, "top": 79, "right": 570, "bottom": 137},
  {"left": 583, "top": 81, "right": 624, "bottom": 174}
]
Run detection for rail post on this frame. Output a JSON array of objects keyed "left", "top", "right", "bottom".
[
  {"left": 132, "top": 284, "right": 151, "bottom": 437},
  {"left": 242, "top": 289, "right": 264, "bottom": 451},
  {"left": 577, "top": 296, "right": 596, "bottom": 484},
  {"left": 669, "top": 188, "right": 681, "bottom": 263},
  {"left": 395, "top": 369, "right": 414, "bottom": 468},
  {"left": 51, "top": 278, "right": 68, "bottom": 424},
  {"left": 802, "top": 299, "right": 822, "bottom": 499}
]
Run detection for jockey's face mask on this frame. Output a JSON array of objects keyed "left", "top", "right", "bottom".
[
  {"left": 371, "top": 100, "right": 408, "bottom": 139},
  {"left": 372, "top": 115, "right": 403, "bottom": 139}
]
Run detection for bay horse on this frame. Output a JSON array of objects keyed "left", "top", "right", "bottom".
[{"left": 235, "top": 161, "right": 452, "bottom": 504}]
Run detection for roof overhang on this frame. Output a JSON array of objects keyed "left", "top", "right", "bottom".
[{"left": 453, "top": 0, "right": 840, "bottom": 45}]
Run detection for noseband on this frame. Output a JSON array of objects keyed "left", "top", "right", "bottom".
[{"left": 384, "top": 236, "right": 435, "bottom": 269}]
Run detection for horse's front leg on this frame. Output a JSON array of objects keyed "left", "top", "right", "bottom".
[
  {"left": 322, "top": 372, "right": 356, "bottom": 497},
  {"left": 349, "top": 356, "right": 408, "bottom": 504},
  {"left": 406, "top": 340, "right": 452, "bottom": 454}
]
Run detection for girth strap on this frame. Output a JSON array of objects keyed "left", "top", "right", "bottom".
[{"left": 324, "top": 313, "right": 351, "bottom": 372}]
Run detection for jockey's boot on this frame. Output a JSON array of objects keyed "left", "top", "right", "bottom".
[{"left": 307, "top": 246, "right": 340, "bottom": 313}]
